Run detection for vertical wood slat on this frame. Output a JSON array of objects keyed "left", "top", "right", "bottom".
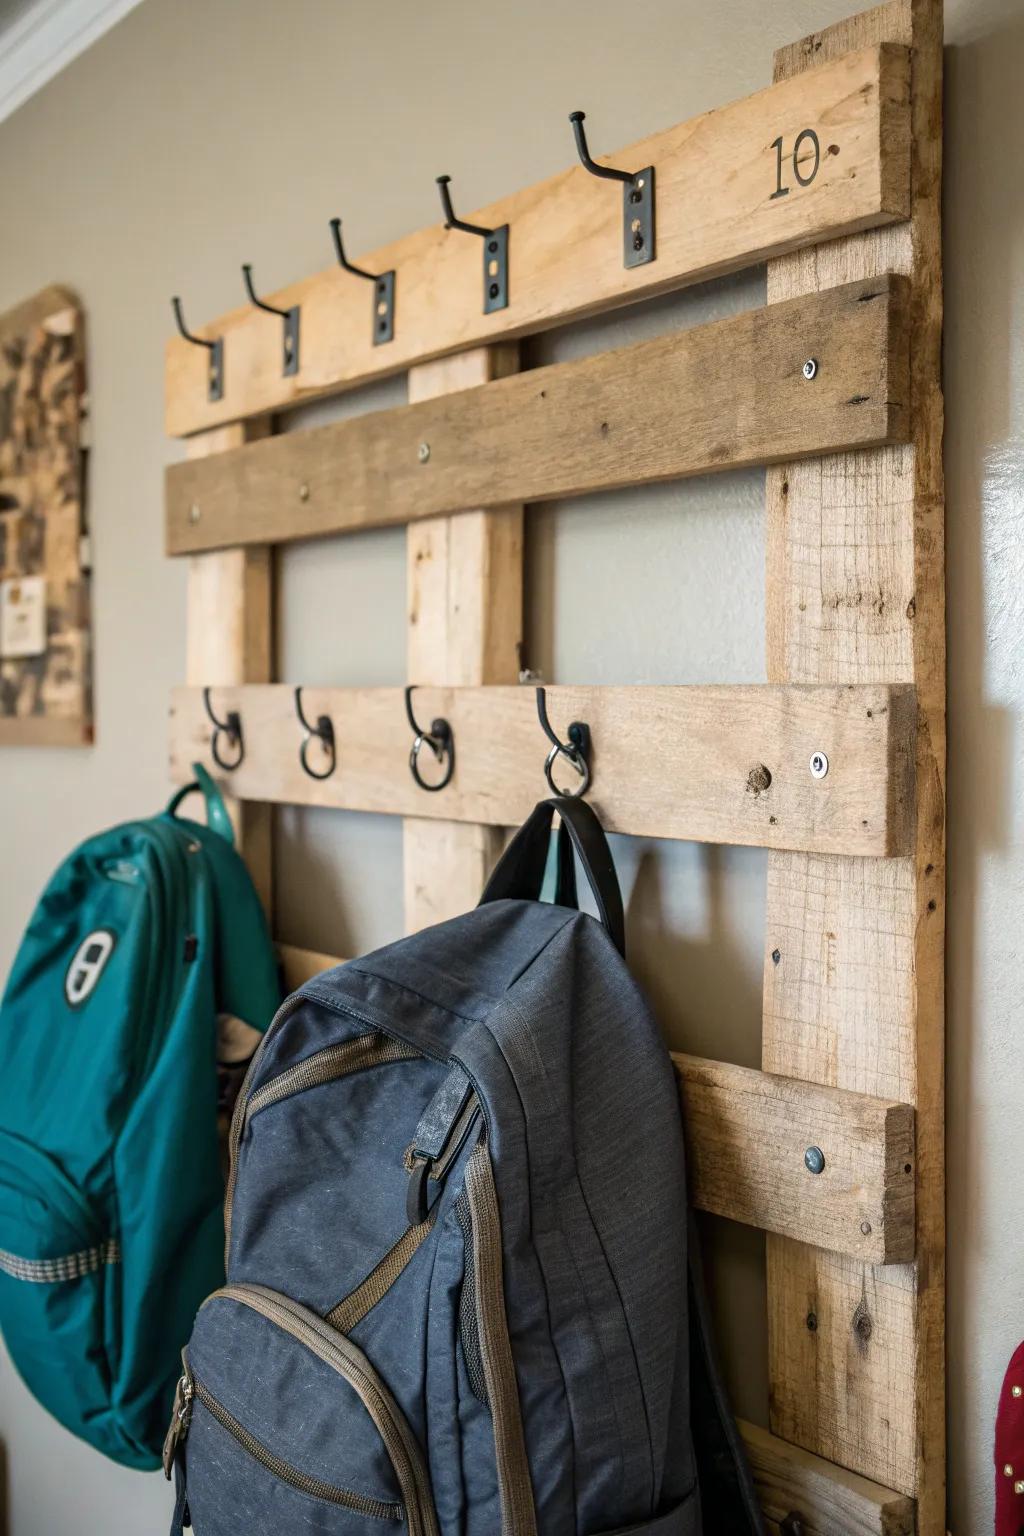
[
  {"left": 185, "top": 421, "right": 274, "bottom": 917},
  {"left": 761, "top": 0, "right": 944, "bottom": 1529},
  {"left": 403, "top": 346, "right": 523, "bottom": 933}
]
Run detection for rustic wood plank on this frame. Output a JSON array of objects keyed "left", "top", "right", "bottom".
[
  {"left": 277, "top": 943, "right": 343, "bottom": 992},
  {"left": 403, "top": 346, "right": 523, "bottom": 933},
  {"left": 168, "top": 682, "right": 915, "bottom": 858},
  {"left": 165, "top": 45, "right": 910, "bottom": 437},
  {"left": 674, "top": 1054, "right": 913, "bottom": 1263},
  {"left": 762, "top": 0, "right": 944, "bottom": 1523},
  {"left": 739, "top": 1420, "right": 915, "bottom": 1535},
  {"left": 167, "top": 275, "right": 909, "bottom": 556},
  {"left": 184, "top": 421, "right": 273, "bottom": 916}
]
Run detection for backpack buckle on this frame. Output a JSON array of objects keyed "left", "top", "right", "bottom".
[{"left": 407, "top": 1155, "right": 433, "bottom": 1226}]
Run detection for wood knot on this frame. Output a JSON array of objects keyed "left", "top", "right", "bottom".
[
  {"left": 746, "top": 764, "right": 772, "bottom": 797},
  {"left": 852, "top": 1300, "right": 873, "bottom": 1351}
]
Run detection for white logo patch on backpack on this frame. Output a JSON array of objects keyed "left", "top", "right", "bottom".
[{"left": 64, "top": 930, "right": 116, "bottom": 1007}]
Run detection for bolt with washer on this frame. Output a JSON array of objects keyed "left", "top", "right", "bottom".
[
  {"left": 417, "top": 442, "right": 431, "bottom": 464},
  {"left": 809, "top": 751, "right": 829, "bottom": 779},
  {"left": 802, "top": 358, "right": 819, "bottom": 380}
]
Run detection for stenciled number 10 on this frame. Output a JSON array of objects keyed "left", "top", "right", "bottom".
[{"left": 770, "top": 128, "right": 821, "bottom": 199}]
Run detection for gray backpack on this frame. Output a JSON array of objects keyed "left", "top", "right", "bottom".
[{"left": 165, "top": 798, "right": 762, "bottom": 1535}]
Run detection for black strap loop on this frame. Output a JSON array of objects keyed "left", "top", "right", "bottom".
[{"left": 479, "top": 797, "right": 625, "bottom": 958}]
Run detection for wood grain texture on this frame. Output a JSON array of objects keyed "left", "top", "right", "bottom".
[
  {"left": 674, "top": 1054, "right": 914, "bottom": 1263},
  {"left": 403, "top": 347, "right": 522, "bottom": 933},
  {"left": 740, "top": 1420, "right": 914, "bottom": 1535},
  {"left": 164, "top": 45, "right": 910, "bottom": 437},
  {"left": 184, "top": 421, "right": 274, "bottom": 916},
  {"left": 168, "top": 682, "right": 915, "bottom": 858},
  {"left": 0, "top": 288, "right": 90, "bottom": 743},
  {"left": 762, "top": 0, "right": 944, "bottom": 1523},
  {"left": 167, "top": 275, "right": 910, "bottom": 556}
]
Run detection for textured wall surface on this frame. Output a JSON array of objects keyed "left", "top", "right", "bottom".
[{"left": 0, "top": 0, "right": 1018, "bottom": 1530}]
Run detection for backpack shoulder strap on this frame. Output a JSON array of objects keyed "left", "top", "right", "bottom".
[{"left": 166, "top": 763, "right": 235, "bottom": 846}]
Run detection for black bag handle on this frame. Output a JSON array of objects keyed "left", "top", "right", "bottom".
[{"left": 480, "top": 797, "right": 625, "bottom": 957}]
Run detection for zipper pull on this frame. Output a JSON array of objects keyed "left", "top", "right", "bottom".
[
  {"left": 406, "top": 1064, "right": 479, "bottom": 1225},
  {"left": 162, "top": 1360, "right": 194, "bottom": 1480}
]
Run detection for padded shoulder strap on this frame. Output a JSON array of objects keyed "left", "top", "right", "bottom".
[
  {"left": 480, "top": 797, "right": 625, "bottom": 958},
  {"left": 166, "top": 762, "right": 235, "bottom": 846}
]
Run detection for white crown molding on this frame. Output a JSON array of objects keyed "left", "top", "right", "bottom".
[{"left": 0, "top": 0, "right": 145, "bottom": 124}]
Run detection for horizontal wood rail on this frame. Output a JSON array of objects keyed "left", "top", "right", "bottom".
[
  {"left": 167, "top": 274, "right": 909, "bottom": 556},
  {"left": 171, "top": 682, "right": 916, "bottom": 857},
  {"left": 165, "top": 44, "right": 909, "bottom": 438},
  {"left": 739, "top": 1421, "right": 914, "bottom": 1535},
  {"left": 675, "top": 1055, "right": 914, "bottom": 1263}
]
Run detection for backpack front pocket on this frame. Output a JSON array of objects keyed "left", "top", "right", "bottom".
[
  {"left": 0, "top": 1129, "right": 132, "bottom": 1462},
  {"left": 171, "top": 1284, "right": 439, "bottom": 1536}
]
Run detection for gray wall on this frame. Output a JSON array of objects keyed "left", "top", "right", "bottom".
[{"left": 0, "top": 0, "right": 1016, "bottom": 1530}]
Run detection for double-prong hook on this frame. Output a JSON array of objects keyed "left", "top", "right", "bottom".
[
  {"left": 294, "top": 688, "right": 336, "bottom": 780},
  {"left": 435, "top": 174, "right": 509, "bottom": 314},
  {"left": 241, "top": 263, "right": 300, "bottom": 376},
  {"left": 568, "top": 110, "right": 656, "bottom": 269},
  {"left": 536, "top": 686, "right": 591, "bottom": 799},
  {"left": 171, "top": 297, "right": 224, "bottom": 402},
  {"left": 405, "top": 686, "right": 454, "bottom": 793},
  {"left": 329, "top": 218, "right": 395, "bottom": 346},
  {"left": 203, "top": 688, "right": 243, "bottom": 772}
]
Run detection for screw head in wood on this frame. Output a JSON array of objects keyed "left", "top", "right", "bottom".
[
  {"left": 189, "top": 503, "right": 201, "bottom": 524},
  {"left": 299, "top": 482, "right": 310, "bottom": 501},
  {"left": 809, "top": 750, "right": 829, "bottom": 779},
  {"left": 417, "top": 442, "right": 431, "bottom": 463},
  {"left": 860, "top": 1220, "right": 872, "bottom": 1236},
  {"left": 802, "top": 358, "right": 818, "bottom": 380},
  {"left": 804, "top": 1146, "right": 826, "bottom": 1175},
  {"left": 771, "top": 948, "right": 781, "bottom": 965}
]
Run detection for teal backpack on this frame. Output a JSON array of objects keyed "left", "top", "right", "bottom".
[{"left": 0, "top": 767, "right": 280, "bottom": 1469}]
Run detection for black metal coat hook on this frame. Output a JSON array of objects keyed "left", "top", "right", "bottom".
[
  {"left": 329, "top": 218, "right": 395, "bottom": 346},
  {"left": 405, "top": 685, "right": 454, "bottom": 793},
  {"left": 568, "top": 110, "right": 656, "bottom": 269},
  {"left": 435, "top": 174, "right": 509, "bottom": 315},
  {"left": 536, "top": 686, "right": 591, "bottom": 799},
  {"left": 294, "top": 688, "right": 336, "bottom": 780},
  {"left": 171, "top": 297, "right": 224, "bottom": 402},
  {"left": 203, "top": 687, "right": 244, "bottom": 772},
  {"left": 241, "top": 263, "right": 300, "bottom": 377}
]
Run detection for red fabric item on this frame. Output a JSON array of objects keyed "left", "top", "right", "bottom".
[{"left": 996, "top": 1341, "right": 1024, "bottom": 1534}]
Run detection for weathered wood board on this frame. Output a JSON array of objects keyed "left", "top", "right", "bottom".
[
  {"left": 0, "top": 287, "right": 90, "bottom": 746},
  {"left": 166, "top": 275, "right": 910, "bottom": 556},
  {"left": 165, "top": 44, "right": 910, "bottom": 437},
  {"left": 739, "top": 1421, "right": 914, "bottom": 1535},
  {"left": 169, "top": 682, "right": 916, "bottom": 858}
]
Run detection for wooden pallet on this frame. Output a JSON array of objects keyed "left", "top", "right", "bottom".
[{"left": 164, "top": 3, "right": 944, "bottom": 1529}]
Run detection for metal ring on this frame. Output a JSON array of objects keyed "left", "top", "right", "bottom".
[
  {"left": 544, "top": 741, "right": 591, "bottom": 799},
  {"left": 203, "top": 688, "right": 243, "bottom": 772},
  {"left": 409, "top": 730, "right": 455, "bottom": 793}
]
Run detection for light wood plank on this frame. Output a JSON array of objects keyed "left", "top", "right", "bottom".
[
  {"left": 762, "top": 0, "right": 944, "bottom": 1523},
  {"left": 739, "top": 1420, "right": 914, "bottom": 1535},
  {"left": 167, "top": 276, "right": 910, "bottom": 555},
  {"left": 168, "top": 682, "right": 916, "bottom": 859},
  {"left": 277, "top": 943, "right": 343, "bottom": 992},
  {"left": 675, "top": 1055, "right": 914, "bottom": 1263},
  {"left": 404, "top": 347, "right": 522, "bottom": 933},
  {"left": 184, "top": 421, "right": 274, "bottom": 916},
  {"left": 165, "top": 45, "right": 910, "bottom": 437}
]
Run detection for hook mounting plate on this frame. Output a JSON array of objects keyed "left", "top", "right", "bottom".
[
  {"left": 623, "top": 167, "right": 656, "bottom": 269},
  {"left": 373, "top": 272, "right": 396, "bottom": 345},
  {"left": 281, "top": 307, "right": 301, "bottom": 376},
  {"left": 483, "top": 225, "right": 509, "bottom": 314},
  {"left": 207, "top": 339, "right": 224, "bottom": 402}
]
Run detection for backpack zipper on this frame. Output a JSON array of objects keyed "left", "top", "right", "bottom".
[
  {"left": 210, "top": 1284, "right": 439, "bottom": 1536},
  {"left": 464, "top": 1138, "right": 538, "bottom": 1536},
  {"left": 174, "top": 1362, "right": 404, "bottom": 1521}
]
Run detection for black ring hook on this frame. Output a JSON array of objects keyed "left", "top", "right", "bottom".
[
  {"left": 294, "top": 688, "right": 336, "bottom": 781},
  {"left": 405, "top": 685, "right": 454, "bottom": 793},
  {"left": 568, "top": 111, "right": 637, "bottom": 185},
  {"left": 203, "top": 687, "right": 244, "bottom": 772},
  {"left": 535, "top": 686, "right": 591, "bottom": 799}
]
